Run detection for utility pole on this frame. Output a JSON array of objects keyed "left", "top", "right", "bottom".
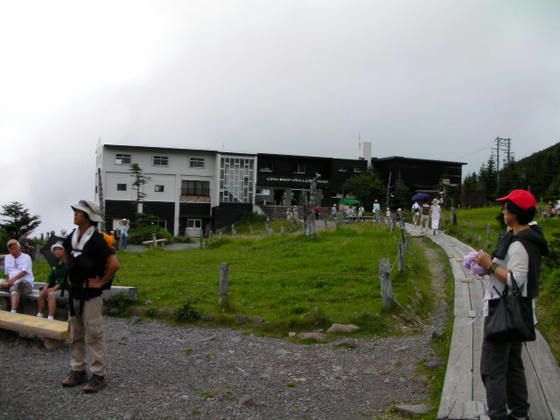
[
  {"left": 97, "top": 168, "right": 105, "bottom": 232},
  {"left": 385, "top": 171, "right": 392, "bottom": 209},
  {"left": 493, "top": 137, "right": 513, "bottom": 192}
]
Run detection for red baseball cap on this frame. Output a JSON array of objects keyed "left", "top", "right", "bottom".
[{"left": 496, "top": 189, "right": 537, "bottom": 210}]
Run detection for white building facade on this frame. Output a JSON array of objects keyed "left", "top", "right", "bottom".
[{"left": 95, "top": 141, "right": 257, "bottom": 236}]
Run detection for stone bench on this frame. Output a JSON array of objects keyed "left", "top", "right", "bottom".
[
  {"left": 0, "top": 282, "right": 138, "bottom": 307},
  {"left": 0, "top": 310, "right": 69, "bottom": 341},
  {"left": 141, "top": 238, "right": 168, "bottom": 248}
]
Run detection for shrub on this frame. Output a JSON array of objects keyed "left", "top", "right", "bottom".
[
  {"left": 129, "top": 226, "right": 173, "bottom": 244},
  {"left": 104, "top": 292, "right": 137, "bottom": 316},
  {"left": 174, "top": 302, "right": 201, "bottom": 323}
]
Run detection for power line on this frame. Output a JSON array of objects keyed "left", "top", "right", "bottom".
[{"left": 453, "top": 145, "right": 491, "bottom": 160}]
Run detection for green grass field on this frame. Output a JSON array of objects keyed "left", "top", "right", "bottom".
[{"left": 32, "top": 223, "right": 436, "bottom": 338}]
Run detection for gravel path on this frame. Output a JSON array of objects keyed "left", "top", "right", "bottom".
[
  {"left": 1, "top": 236, "right": 449, "bottom": 420},
  {"left": 0, "top": 317, "right": 440, "bottom": 420}
]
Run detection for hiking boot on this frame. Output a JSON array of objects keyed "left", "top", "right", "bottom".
[
  {"left": 61, "top": 370, "right": 88, "bottom": 387},
  {"left": 83, "top": 374, "right": 105, "bottom": 393}
]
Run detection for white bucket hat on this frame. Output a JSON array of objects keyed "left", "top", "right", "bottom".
[
  {"left": 50, "top": 241, "right": 64, "bottom": 253},
  {"left": 71, "top": 200, "right": 104, "bottom": 222}
]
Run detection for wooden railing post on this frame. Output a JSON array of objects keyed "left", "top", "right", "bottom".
[
  {"left": 379, "top": 258, "right": 393, "bottom": 310},
  {"left": 219, "top": 263, "right": 229, "bottom": 307},
  {"left": 397, "top": 243, "right": 405, "bottom": 272}
]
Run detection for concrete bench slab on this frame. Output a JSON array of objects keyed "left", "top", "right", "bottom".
[{"left": 0, "top": 310, "right": 69, "bottom": 340}]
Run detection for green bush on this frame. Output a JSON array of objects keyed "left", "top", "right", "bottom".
[
  {"left": 104, "top": 292, "right": 137, "bottom": 316},
  {"left": 544, "top": 268, "right": 560, "bottom": 300},
  {"left": 129, "top": 225, "right": 173, "bottom": 244},
  {"left": 174, "top": 302, "right": 201, "bottom": 323}
]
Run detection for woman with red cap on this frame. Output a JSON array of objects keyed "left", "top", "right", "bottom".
[{"left": 474, "top": 190, "right": 549, "bottom": 420}]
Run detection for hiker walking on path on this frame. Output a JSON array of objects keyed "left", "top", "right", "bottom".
[
  {"left": 372, "top": 199, "right": 380, "bottom": 221},
  {"left": 1, "top": 239, "right": 34, "bottom": 313},
  {"left": 36, "top": 241, "right": 67, "bottom": 320},
  {"left": 474, "top": 189, "right": 549, "bottom": 420},
  {"left": 420, "top": 200, "right": 431, "bottom": 234},
  {"left": 61, "top": 200, "right": 120, "bottom": 393},
  {"left": 430, "top": 198, "right": 442, "bottom": 235},
  {"left": 412, "top": 201, "right": 420, "bottom": 225}
]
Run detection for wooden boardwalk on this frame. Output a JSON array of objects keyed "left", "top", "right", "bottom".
[{"left": 406, "top": 224, "right": 560, "bottom": 420}]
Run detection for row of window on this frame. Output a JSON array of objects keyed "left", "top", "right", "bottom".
[
  {"left": 117, "top": 184, "right": 165, "bottom": 192},
  {"left": 116, "top": 181, "right": 211, "bottom": 196},
  {"left": 115, "top": 154, "right": 205, "bottom": 168},
  {"left": 259, "top": 162, "right": 362, "bottom": 174},
  {"left": 116, "top": 153, "right": 361, "bottom": 174}
]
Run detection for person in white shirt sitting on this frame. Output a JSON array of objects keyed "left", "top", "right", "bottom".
[{"left": 1, "top": 239, "right": 34, "bottom": 313}]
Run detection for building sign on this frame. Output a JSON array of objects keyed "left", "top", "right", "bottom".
[{"left": 265, "top": 176, "right": 329, "bottom": 184}]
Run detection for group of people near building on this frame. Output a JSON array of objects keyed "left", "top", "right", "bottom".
[
  {"left": 331, "top": 203, "right": 365, "bottom": 218},
  {"left": 1, "top": 200, "right": 120, "bottom": 393},
  {"left": 411, "top": 198, "right": 442, "bottom": 235}
]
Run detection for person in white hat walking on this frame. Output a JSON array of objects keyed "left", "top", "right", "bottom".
[{"left": 430, "top": 198, "right": 442, "bottom": 235}]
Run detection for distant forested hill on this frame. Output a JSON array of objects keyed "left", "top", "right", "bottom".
[
  {"left": 502, "top": 142, "right": 560, "bottom": 200},
  {"left": 463, "top": 141, "right": 560, "bottom": 205}
]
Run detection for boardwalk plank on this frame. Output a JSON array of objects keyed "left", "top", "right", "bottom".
[
  {"left": 450, "top": 259, "right": 470, "bottom": 283},
  {"left": 524, "top": 330, "right": 560, "bottom": 419},
  {"left": 454, "top": 282, "right": 472, "bottom": 318},
  {"left": 438, "top": 317, "right": 474, "bottom": 419},
  {"left": 472, "top": 316, "right": 486, "bottom": 405}
]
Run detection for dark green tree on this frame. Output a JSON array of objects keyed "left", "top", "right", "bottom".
[
  {"left": 479, "top": 155, "right": 497, "bottom": 201},
  {"left": 0, "top": 202, "right": 41, "bottom": 247},
  {"left": 129, "top": 163, "right": 148, "bottom": 214},
  {"left": 343, "top": 168, "right": 384, "bottom": 209}
]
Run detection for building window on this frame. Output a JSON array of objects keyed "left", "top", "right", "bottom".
[
  {"left": 115, "top": 154, "right": 131, "bottom": 164},
  {"left": 181, "top": 180, "right": 209, "bottom": 196},
  {"left": 259, "top": 161, "right": 273, "bottom": 172},
  {"left": 338, "top": 167, "right": 347, "bottom": 173},
  {"left": 353, "top": 168, "right": 362, "bottom": 174},
  {"left": 219, "top": 157, "right": 255, "bottom": 203},
  {"left": 154, "top": 185, "right": 165, "bottom": 192},
  {"left": 153, "top": 156, "right": 168, "bottom": 166},
  {"left": 189, "top": 157, "right": 205, "bottom": 168},
  {"left": 294, "top": 164, "right": 306, "bottom": 174},
  {"left": 117, "top": 183, "right": 127, "bottom": 191}
]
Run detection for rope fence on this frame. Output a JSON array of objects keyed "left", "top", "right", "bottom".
[{"left": 123, "top": 266, "right": 379, "bottom": 277}]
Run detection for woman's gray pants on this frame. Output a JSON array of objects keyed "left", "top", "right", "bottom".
[{"left": 481, "top": 334, "right": 529, "bottom": 420}]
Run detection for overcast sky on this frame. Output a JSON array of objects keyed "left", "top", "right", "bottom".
[{"left": 1, "top": 0, "right": 559, "bottom": 236}]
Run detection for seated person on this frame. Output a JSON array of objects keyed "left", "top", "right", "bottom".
[
  {"left": 37, "top": 242, "right": 67, "bottom": 320},
  {"left": 1, "top": 239, "right": 35, "bottom": 313}
]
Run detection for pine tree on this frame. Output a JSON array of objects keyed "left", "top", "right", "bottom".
[
  {"left": 129, "top": 163, "right": 148, "bottom": 214},
  {"left": 0, "top": 202, "right": 41, "bottom": 247}
]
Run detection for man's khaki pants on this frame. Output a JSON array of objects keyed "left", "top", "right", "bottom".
[{"left": 69, "top": 296, "right": 106, "bottom": 376}]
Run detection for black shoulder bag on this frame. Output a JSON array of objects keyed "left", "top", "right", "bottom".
[{"left": 485, "top": 274, "right": 536, "bottom": 342}]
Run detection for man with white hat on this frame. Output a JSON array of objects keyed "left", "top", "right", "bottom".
[
  {"left": 61, "top": 200, "right": 120, "bottom": 393},
  {"left": 1, "top": 239, "right": 34, "bottom": 313}
]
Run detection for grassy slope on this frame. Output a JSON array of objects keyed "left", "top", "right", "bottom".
[{"left": 32, "top": 224, "right": 435, "bottom": 337}]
